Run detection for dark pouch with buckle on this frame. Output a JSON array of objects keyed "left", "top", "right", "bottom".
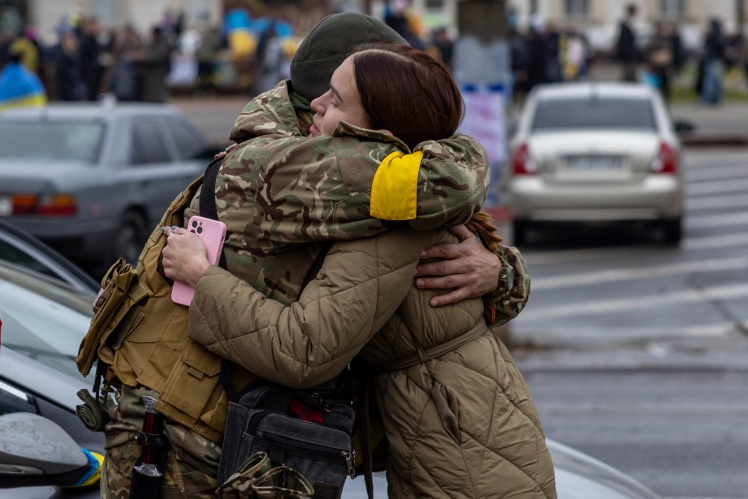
[{"left": 217, "top": 382, "right": 356, "bottom": 499}]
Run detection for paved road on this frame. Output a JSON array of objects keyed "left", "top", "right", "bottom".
[
  {"left": 509, "top": 147, "right": 748, "bottom": 498},
  {"left": 171, "top": 96, "right": 748, "bottom": 498}
]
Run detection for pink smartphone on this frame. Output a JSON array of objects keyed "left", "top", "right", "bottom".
[{"left": 171, "top": 216, "right": 227, "bottom": 307}]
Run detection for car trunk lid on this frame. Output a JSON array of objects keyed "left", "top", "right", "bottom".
[{"left": 528, "top": 131, "right": 660, "bottom": 185}]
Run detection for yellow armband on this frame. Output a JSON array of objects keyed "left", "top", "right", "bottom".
[{"left": 370, "top": 150, "right": 423, "bottom": 220}]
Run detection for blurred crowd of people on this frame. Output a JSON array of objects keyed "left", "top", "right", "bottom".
[
  {"left": 508, "top": 3, "right": 748, "bottom": 107},
  {"left": 508, "top": 10, "right": 594, "bottom": 101},
  {"left": 4, "top": 3, "right": 746, "bottom": 109},
  {"left": 0, "top": 4, "right": 456, "bottom": 109},
  {"left": 0, "top": 9, "right": 183, "bottom": 105}
]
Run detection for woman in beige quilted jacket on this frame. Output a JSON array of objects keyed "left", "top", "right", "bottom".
[{"left": 163, "top": 44, "right": 556, "bottom": 498}]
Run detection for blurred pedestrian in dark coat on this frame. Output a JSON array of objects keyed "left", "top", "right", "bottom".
[
  {"left": 110, "top": 24, "right": 143, "bottom": 101},
  {"left": 52, "top": 29, "right": 85, "bottom": 100},
  {"left": 614, "top": 3, "right": 639, "bottom": 82},
  {"left": 700, "top": 18, "right": 726, "bottom": 105},
  {"left": 139, "top": 26, "right": 171, "bottom": 102},
  {"left": 78, "top": 16, "right": 104, "bottom": 100},
  {"left": 645, "top": 22, "right": 673, "bottom": 100},
  {"left": 526, "top": 15, "right": 561, "bottom": 90}
]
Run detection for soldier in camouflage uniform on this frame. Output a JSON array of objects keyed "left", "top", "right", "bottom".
[
  {"left": 101, "top": 14, "right": 525, "bottom": 498},
  {"left": 162, "top": 43, "right": 553, "bottom": 499}
]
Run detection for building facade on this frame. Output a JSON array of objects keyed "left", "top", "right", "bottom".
[{"left": 11, "top": 0, "right": 748, "bottom": 49}]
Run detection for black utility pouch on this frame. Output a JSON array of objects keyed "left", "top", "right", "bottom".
[{"left": 218, "top": 383, "right": 356, "bottom": 499}]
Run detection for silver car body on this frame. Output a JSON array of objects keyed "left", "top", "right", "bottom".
[
  {"left": 0, "top": 220, "right": 98, "bottom": 295},
  {"left": 0, "top": 263, "right": 661, "bottom": 498},
  {"left": 0, "top": 103, "right": 214, "bottom": 268},
  {"left": 507, "top": 82, "right": 684, "bottom": 243}
]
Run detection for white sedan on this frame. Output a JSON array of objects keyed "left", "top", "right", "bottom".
[{"left": 507, "top": 82, "right": 685, "bottom": 246}]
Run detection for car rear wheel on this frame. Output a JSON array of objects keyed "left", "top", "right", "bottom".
[
  {"left": 661, "top": 217, "right": 682, "bottom": 245},
  {"left": 111, "top": 211, "right": 147, "bottom": 264}
]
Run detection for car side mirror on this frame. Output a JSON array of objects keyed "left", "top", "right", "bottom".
[
  {"left": 673, "top": 120, "right": 695, "bottom": 134},
  {"left": 0, "top": 413, "right": 92, "bottom": 488}
]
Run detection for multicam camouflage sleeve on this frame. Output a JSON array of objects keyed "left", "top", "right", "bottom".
[
  {"left": 483, "top": 245, "right": 531, "bottom": 326},
  {"left": 201, "top": 81, "right": 490, "bottom": 247}
]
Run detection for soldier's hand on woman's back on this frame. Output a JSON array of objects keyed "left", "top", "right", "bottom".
[{"left": 414, "top": 225, "right": 501, "bottom": 307}]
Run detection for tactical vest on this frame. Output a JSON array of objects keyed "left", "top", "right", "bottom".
[{"left": 77, "top": 174, "right": 256, "bottom": 443}]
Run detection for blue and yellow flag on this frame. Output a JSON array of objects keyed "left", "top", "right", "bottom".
[{"left": 0, "top": 62, "right": 47, "bottom": 112}]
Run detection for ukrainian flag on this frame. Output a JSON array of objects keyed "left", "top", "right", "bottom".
[{"left": 0, "top": 62, "right": 47, "bottom": 112}]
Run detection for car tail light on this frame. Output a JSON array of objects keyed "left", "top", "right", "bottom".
[
  {"left": 11, "top": 194, "right": 77, "bottom": 216},
  {"left": 650, "top": 142, "right": 677, "bottom": 174},
  {"left": 511, "top": 143, "right": 537, "bottom": 175}
]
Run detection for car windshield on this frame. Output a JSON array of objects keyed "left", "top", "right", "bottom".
[
  {"left": 531, "top": 97, "right": 657, "bottom": 131},
  {"left": 0, "top": 121, "right": 105, "bottom": 163},
  {"left": 0, "top": 275, "right": 92, "bottom": 380}
]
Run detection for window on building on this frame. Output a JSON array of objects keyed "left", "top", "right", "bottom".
[
  {"left": 425, "top": 0, "right": 444, "bottom": 9},
  {"left": 660, "top": 0, "right": 686, "bottom": 20},
  {"left": 564, "top": 0, "right": 589, "bottom": 18}
]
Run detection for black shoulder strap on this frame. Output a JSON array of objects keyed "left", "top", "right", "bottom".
[
  {"left": 199, "top": 156, "right": 222, "bottom": 221},
  {"left": 198, "top": 157, "right": 238, "bottom": 402}
]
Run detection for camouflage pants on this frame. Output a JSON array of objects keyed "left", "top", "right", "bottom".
[{"left": 101, "top": 384, "right": 221, "bottom": 498}]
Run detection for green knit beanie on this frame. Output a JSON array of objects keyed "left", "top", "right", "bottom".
[{"left": 290, "top": 13, "right": 408, "bottom": 102}]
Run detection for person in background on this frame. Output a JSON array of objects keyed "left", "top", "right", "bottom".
[
  {"left": 139, "top": 26, "right": 172, "bottom": 102},
  {"left": 508, "top": 14, "right": 530, "bottom": 100},
  {"left": 645, "top": 22, "right": 673, "bottom": 101},
  {"left": 700, "top": 17, "right": 726, "bottom": 105},
  {"left": 526, "top": 14, "right": 561, "bottom": 90},
  {"left": 562, "top": 28, "right": 587, "bottom": 81},
  {"left": 52, "top": 27, "right": 85, "bottom": 100},
  {"left": 7, "top": 28, "right": 39, "bottom": 75},
  {"left": 195, "top": 22, "right": 223, "bottom": 96},
  {"left": 109, "top": 24, "right": 143, "bottom": 101},
  {"left": 430, "top": 27, "right": 453, "bottom": 71},
  {"left": 614, "top": 3, "right": 639, "bottom": 82},
  {"left": 252, "top": 22, "right": 284, "bottom": 95},
  {"left": 668, "top": 22, "right": 686, "bottom": 77},
  {"left": 78, "top": 16, "right": 104, "bottom": 100}
]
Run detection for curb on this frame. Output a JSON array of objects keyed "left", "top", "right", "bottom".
[{"left": 680, "top": 133, "right": 748, "bottom": 147}]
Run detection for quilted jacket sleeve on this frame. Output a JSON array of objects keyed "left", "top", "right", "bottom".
[{"left": 188, "top": 229, "right": 443, "bottom": 388}]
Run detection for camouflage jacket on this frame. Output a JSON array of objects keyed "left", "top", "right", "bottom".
[{"left": 184, "top": 80, "right": 490, "bottom": 304}]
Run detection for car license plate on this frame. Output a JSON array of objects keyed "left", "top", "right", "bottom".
[
  {"left": 565, "top": 156, "right": 622, "bottom": 171},
  {"left": 0, "top": 196, "right": 11, "bottom": 216}
]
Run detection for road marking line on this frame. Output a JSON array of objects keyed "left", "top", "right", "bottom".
[
  {"left": 687, "top": 211, "right": 748, "bottom": 228},
  {"left": 686, "top": 163, "right": 748, "bottom": 181},
  {"left": 514, "top": 322, "right": 737, "bottom": 338},
  {"left": 519, "top": 283, "right": 748, "bottom": 319},
  {"left": 683, "top": 232, "right": 748, "bottom": 250},
  {"left": 687, "top": 193, "right": 748, "bottom": 210},
  {"left": 688, "top": 177, "right": 748, "bottom": 195},
  {"left": 531, "top": 256, "right": 747, "bottom": 290}
]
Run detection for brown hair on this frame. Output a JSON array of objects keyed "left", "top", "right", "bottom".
[
  {"left": 352, "top": 43, "right": 464, "bottom": 149},
  {"left": 464, "top": 211, "right": 503, "bottom": 252}
]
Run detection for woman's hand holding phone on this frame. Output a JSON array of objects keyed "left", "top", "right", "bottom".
[{"left": 163, "top": 216, "right": 226, "bottom": 306}]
